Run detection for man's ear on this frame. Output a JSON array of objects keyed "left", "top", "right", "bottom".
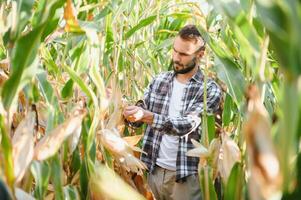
[{"left": 196, "top": 50, "right": 205, "bottom": 58}]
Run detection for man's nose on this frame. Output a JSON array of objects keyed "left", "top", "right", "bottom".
[{"left": 173, "top": 52, "right": 181, "bottom": 63}]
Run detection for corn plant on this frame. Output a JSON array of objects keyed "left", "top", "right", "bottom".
[
  {"left": 0, "top": 0, "right": 203, "bottom": 199},
  {"left": 189, "top": 0, "right": 301, "bottom": 200},
  {"left": 0, "top": 0, "right": 300, "bottom": 200}
]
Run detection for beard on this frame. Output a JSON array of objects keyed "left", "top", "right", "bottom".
[{"left": 172, "top": 57, "right": 197, "bottom": 74}]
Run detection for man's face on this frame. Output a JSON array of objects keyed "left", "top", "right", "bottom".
[{"left": 172, "top": 36, "right": 204, "bottom": 74}]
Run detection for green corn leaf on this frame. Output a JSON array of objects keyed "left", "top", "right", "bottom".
[
  {"left": 31, "top": 161, "right": 51, "bottom": 200},
  {"left": 124, "top": 15, "right": 157, "bottom": 39}
]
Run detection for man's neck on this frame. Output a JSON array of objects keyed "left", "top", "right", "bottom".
[{"left": 175, "top": 66, "right": 198, "bottom": 84}]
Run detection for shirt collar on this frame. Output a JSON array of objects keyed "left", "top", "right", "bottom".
[{"left": 191, "top": 69, "right": 204, "bottom": 83}]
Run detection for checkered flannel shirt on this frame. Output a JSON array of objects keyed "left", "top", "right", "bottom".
[{"left": 138, "top": 69, "right": 222, "bottom": 182}]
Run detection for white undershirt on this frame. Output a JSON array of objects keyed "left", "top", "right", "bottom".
[{"left": 156, "top": 78, "right": 186, "bottom": 171}]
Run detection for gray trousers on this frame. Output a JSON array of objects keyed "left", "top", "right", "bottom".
[{"left": 147, "top": 165, "right": 202, "bottom": 200}]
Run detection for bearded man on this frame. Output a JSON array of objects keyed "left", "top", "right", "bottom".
[{"left": 123, "top": 25, "right": 222, "bottom": 200}]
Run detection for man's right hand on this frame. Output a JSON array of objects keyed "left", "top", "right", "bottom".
[
  {"left": 123, "top": 106, "right": 144, "bottom": 122},
  {"left": 123, "top": 105, "right": 154, "bottom": 125}
]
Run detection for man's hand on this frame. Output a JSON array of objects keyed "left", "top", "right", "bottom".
[
  {"left": 123, "top": 106, "right": 144, "bottom": 122},
  {"left": 123, "top": 106, "right": 154, "bottom": 125}
]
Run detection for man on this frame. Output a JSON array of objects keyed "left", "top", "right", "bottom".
[{"left": 123, "top": 25, "right": 222, "bottom": 200}]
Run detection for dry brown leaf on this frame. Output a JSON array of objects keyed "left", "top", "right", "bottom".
[
  {"left": 67, "top": 124, "right": 82, "bottom": 154},
  {"left": 71, "top": 171, "right": 80, "bottom": 185},
  {"left": 96, "top": 145, "right": 104, "bottom": 161},
  {"left": 12, "top": 112, "right": 25, "bottom": 131},
  {"left": 132, "top": 173, "right": 154, "bottom": 200},
  {"left": 0, "top": 58, "right": 9, "bottom": 71},
  {"left": 114, "top": 162, "right": 138, "bottom": 190},
  {"left": 34, "top": 108, "right": 86, "bottom": 161},
  {"left": 99, "top": 87, "right": 111, "bottom": 120},
  {"left": 0, "top": 68, "right": 8, "bottom": 86},
  {"left": 44, "top": 192, "right": 55, "bottom": 200},
  {"left": 117, "top": 124, "right": 125, "bottom": 134},
  {"left": 11, "top": 91, "right": 27, "bottom": 131},
  {"left": 244, "top": 85, "right": 281, "bottom": 200},
  {"left": 105, "top": 85, "right": 125, "bottom": 131},
  {"left": 114, "top": 161, "right": 154, "bottom": 199},
  {"left": 12, "top": 111, "right": 36, "bottom": 183},
  {"left": 64, "top": 0, "right": 82, "bottom": 32},
  {"left": 123, "top": 135, "right": 143, "bottom": 147}
]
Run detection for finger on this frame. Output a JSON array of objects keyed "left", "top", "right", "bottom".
[
  {"left": 124, "top": 109, "right": 139, "bottom": 116},
  {"left": 123, "top": 106, "right": 135, "bottom": 117},
  {"left": 124, "top": 105, "right": 138, "bottom": 111},
  {"left": 123, "top": 108, "right": 137, "bottom": 117}
]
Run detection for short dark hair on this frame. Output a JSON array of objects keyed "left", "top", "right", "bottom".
[{"left": 178, "top": 25, "right": 205, "bottom": 51}]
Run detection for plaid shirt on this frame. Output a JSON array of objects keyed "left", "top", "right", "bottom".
[{"left": 139, "top": 69, "right": 222, "bottom": 182}]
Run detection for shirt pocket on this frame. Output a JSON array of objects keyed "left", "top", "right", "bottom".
[
  {"left": 154, "top": 81, "right": 169, "bottom": 94},
  {"left": 149, "top": 82, "right": 169, "bottom": 113},
  {"left": 152, "top": 82, "right": 169, "bottom": 99}
]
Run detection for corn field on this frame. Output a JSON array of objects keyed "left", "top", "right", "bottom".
[{"left": 0, "top": 0, "right": 300, "bottom": 199}]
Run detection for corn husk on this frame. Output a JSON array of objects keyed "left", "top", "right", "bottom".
[
  {"left": 243, "top": 85, "right": 281, "bottom": 200},
  {"left": 34, "top": 108, "right": 86, "bottom": 161},
  {"left": 12, "top": 111, "right": 35, "bottom": 183},
  {"left": 98, "top": 128, "right": 147, "bottom": 175}
]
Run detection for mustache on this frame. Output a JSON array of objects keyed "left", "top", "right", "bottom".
[{"left": 172, "top": 61, "right": 184, "bottom": 67}]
